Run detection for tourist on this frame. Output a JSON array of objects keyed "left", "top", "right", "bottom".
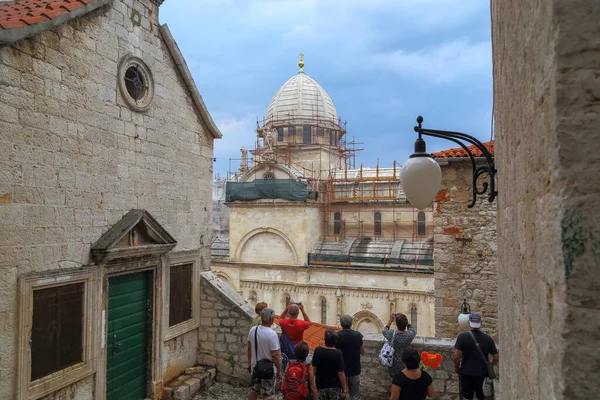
[
  {"left": 280, "top": 302, "right": 312, "bottom": 344},
  {"left": 335, "top": 314, "right": 364, "bottom": 399},
  {"left": 248, "top": 308, "right": 281, "bottom": 400},
  {"left": 251, "top": 302, "right": 269, "bottom": 328},
  {"left": 281, "top": 341, "right": 318, "bottom": 400},
  {"left": 311, "top": 329, "right": 347, "bottom": 399},
  {"left": 389, "top": 348, "right": 436, "bottom": 400},
  {"left": 383, "top": 313, "right": 416, "bottom": 378},
  {"left": 453, "top": 312, "right": 498, "bottom": 400}
]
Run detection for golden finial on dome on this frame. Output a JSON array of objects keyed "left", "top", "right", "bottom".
[{"left": 298, "top": 53, "right": 304, "bottom": 69}]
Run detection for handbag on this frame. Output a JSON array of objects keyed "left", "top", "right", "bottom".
[
  {"left": 468, "top": 331, "right": 496, "bottom": 379},
  {"left": 253, "top": 326, "right": 275, "bottom": 379},
  {"left": 378, "top": 330, "right": 396, "bottom": 367}
]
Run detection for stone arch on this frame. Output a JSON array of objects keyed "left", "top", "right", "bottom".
[
  {"left": 240, "top": 164, "right": 301, "bottom": 182},
  {"left": 235, "top": 227, "right": 299, "bottom": 265},
  {"left": 248, "top": 290, "right": 258, "bottom": 305},
  {"left": 351, "top": 310, "right": 385, "bottom": 334},
  {"left": 214, "top": 271, "right": 235, "bottom": 290}
]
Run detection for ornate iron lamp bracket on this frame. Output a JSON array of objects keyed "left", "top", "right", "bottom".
[{"left": 413, "top": 116, "right": 497, "bottom": 208}]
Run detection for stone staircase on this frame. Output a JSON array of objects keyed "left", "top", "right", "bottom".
[{"left": 162, "top": 366, "right": 216, "bottom": 400}]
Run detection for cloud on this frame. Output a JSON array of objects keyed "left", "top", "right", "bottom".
[
  {"left": 370, "top": 39, "right": 491, "bottom": 84},
  {"left": 212, "top": 113, "right": 258, "bottom": 175}
]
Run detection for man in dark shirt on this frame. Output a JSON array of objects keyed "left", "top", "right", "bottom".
[
  {"left": 335, "top": 314, "right": 364, "bottom": 400},
  {"left": 454, "top": 312, "right": 499, "bottom": 400}
]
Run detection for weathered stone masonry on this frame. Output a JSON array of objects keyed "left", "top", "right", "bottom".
[
  {"left": 432, "top": 161, "right": 497, "bottom": 339},
  {"left": 198, "top": 271, "right": 254, "bottom": 386}
]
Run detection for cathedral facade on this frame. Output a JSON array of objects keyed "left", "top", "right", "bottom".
[{"left": 211, "top": 58, "right": 436, "bottom": 336}]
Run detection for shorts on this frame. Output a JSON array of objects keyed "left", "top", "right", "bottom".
[{"left": 250, "top": 369, "right": 276, "bottom": 397}]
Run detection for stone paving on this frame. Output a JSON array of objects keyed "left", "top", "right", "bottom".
[{"left": 193, "top": 382, "right": 254, "bottom": 400}]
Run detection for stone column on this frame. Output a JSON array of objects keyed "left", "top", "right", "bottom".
[{"left": 492, "top": 1, "right": 600, "bottom": 398}]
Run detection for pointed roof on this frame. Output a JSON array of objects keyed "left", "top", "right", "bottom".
[{"left": 91, "top": 209, "right": 176, "bottom": 261}]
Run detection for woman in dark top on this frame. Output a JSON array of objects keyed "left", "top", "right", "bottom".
[
  {"left": 389, "top": 348, "right": 436, "bottom": 400},
  {"left": 311, "top": 329, "right": 347, "bottom": 400}
]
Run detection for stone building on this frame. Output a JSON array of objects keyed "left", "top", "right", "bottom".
[
  {"left": 211, "top": 58, "right": 498, "bottom": 340},
  {"left": 492, "top": 0, "right": 599, "bottom": 398},
  {"left": 0, "top": 0, "right": 220, "bottom": 399}
]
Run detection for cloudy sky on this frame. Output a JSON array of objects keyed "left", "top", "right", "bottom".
[{"left": 160, "top": 0, "right": 493, "bottom": 178}]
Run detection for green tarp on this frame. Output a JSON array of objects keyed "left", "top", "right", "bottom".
[{"left": 226, "top": 179, "right": 309, "bottom": 202}]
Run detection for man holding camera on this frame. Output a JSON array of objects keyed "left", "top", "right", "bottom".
[{"left": 280, "top": 301, "right": 312, "bottom": 344}]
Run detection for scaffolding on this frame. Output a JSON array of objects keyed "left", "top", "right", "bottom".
[{"left": 221, "top": 110, "right": 432, "bottom": 269}]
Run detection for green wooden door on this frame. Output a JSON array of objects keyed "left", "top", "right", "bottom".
[{"left": 107, "top": 272, "right": 149, "bottom": 400}]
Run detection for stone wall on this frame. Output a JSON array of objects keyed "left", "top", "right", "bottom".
[
  {"left": 0, "top": 0, "right": 216, "bottom": 398},
  {"left": 433, "top": 161, "right": 498, "bottom": 339},
  {"left": 198, "top": 271, "right": 255, "bottom": 386},
  {"left": 360, "top": 335, "right": 494, "bottom": 400},
  {"left": 492, "top": 0, "right": 600, "bottom": 398}
]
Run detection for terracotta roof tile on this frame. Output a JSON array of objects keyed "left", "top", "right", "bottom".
[
  {"left": 274, "top": 316, "right": 342, "bottom": 351},
  {"left": 431, "top": 140, "right": 494, "bottom": 158},
  {"left": 0, "top": 0, "right": 94, "bottom": 30}
]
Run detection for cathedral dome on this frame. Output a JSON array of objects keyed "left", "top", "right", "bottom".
[{"left": 265, "top": 61, "right": 338, "bottom": 127}]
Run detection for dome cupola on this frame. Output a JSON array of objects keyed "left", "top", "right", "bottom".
[{"left": 264, "top": 55, "right": 339, "bottom": 127}]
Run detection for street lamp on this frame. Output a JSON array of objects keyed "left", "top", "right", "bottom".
[
  {"left": 457, "top": 299, "right": 471, "bottom": 331},
  {"left": 401, "top": 116, "right": 497, "bottom": 209}
]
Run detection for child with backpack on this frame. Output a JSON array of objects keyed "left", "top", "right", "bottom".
[{"left": 281, "top": 341, "right": 318, "bottom": 400}]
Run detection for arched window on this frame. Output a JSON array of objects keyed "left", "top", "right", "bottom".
[
  {"left": 334, "top": 212, "right": 341, "bottom": 235},
  {"left": 417, "top": 212, "right": 426, "bottom": 236},
  {"left": 303, "top": 126, "right": 311, "bottom": 144},
  {"left": 320, "top": 297, "right": 327, "bottom": 324},
  {"left": 283, "top": 293, "right": 291, "bottom": 308},
  {"left": 410, "top": 305, "right": 418, "bottom": 333},
  {"left": 374, "top": 212, "right": 382, "bottom": 236},
  {"left": 248, "top": 290, "right": 257, "bottom": 305}
]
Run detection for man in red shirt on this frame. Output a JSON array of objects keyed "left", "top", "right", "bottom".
[{"left": 280, "top": 302, "right": 311, "bottom": 344}]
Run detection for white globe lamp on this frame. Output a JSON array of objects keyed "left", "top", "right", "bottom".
[
  {"left": 457, "top": 299, "right": 471, "bottom": 331},
  {"left": 401, "top": 137, "right": 442, "bottom": 210}
]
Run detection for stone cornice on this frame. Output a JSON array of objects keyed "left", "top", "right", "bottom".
[
  {"left": 240, "top": 279, "right": 434, "bottom": 302},
  {"left": 211, "top": 260, "right": 434, "bottom": 275},
  {"left": 226, "top": 201, "right": 321, "bottom": 208}
]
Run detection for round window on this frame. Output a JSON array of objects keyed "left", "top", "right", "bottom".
[{"left": 118, "top": 55, "right": 155, "bottom": 112}]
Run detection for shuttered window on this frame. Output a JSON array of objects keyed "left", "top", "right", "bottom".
[
  {"left": 169, "top": 264, "right": 193, "bottom": 327},
  {"left": 31, "top": 283, "right": 84, "bottom": 381}
]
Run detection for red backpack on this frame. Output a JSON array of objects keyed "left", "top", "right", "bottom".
[{"left": 281, "top": 360, "right": 309, "bottom": 399}]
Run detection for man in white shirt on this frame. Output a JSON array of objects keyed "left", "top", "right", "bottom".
[{"left": 247, "top": 307, "right": 281, "bottom": 399}]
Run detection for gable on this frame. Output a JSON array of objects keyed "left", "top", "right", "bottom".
[
  {"left": 159, "top": 24, "right": 222, "bottom": 139},
  {"left": 91, "top": 209, "right": 177, "bottom": 261}
]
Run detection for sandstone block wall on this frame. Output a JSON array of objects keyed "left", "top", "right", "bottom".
[
  {"left": 360, "top": 335, "right": 494, "bottom": 400},
  {"left": 493, "top": 0, "right": 600, "bottom": 398},
  {"left": 433, "top": 161, "right": 498, "bottom": 339},
  {"left": 0, "top": 0, "right": 214, "bottom": 397},
  {"left": 199, "top": 271, "right": 255, "bottom": 386}
]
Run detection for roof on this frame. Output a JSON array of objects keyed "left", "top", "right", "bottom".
[
  {"left": 0, "top": 0, "right": 112, "bottom": 44},
  {"left": 265, "top": 66, "right": 338, "bottom": 127},
  {"left": 274, "top": 315, "right": 341, "bottom": 350},
  {"left": 431, "top": 140, "right": 494, "bottom": 158}
]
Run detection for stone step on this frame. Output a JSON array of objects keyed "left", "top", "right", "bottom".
[{"left": 163, "top": 366, "right": 217, "bottom": 400}]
